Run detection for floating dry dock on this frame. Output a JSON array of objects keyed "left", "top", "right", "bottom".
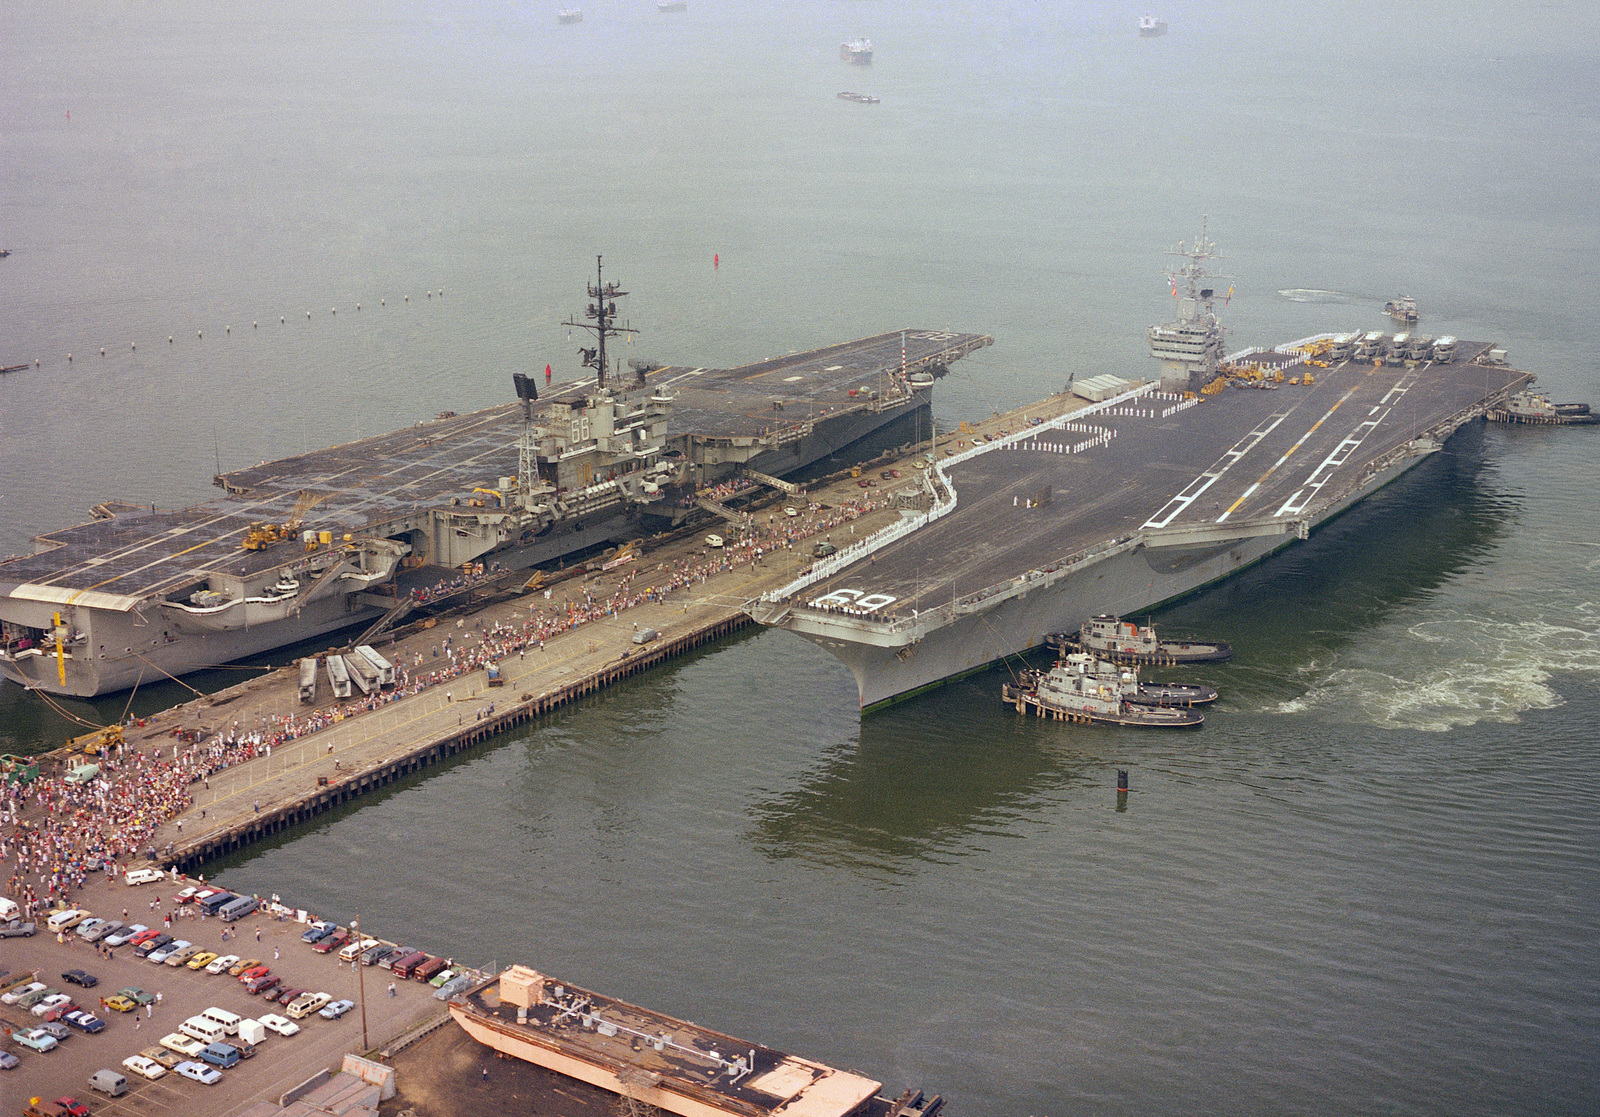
[{"left": 451, "top": 966, "right": 943, "bottom": 1117}]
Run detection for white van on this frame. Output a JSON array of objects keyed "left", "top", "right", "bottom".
[
  {"left": 178, "top": 1015, "right": 227, "bottom": 1046},
  {"left": 201, "top": 1006, "right": 242, "bottom": 1036},
  {"left": 0, "top": 897, "right": 19, "bottom": 922},
  {"left": 47, "top": 908, "right": 89, "bottom": 932},
  {"left": 89, "top": 1068, "right": 130, "bottom": 1096},
  {"left": 338, "top": 937, "right": 378, "bottom": 963},
  {"left": 124, "top": 867, "right": 165, "bottom": 886}
]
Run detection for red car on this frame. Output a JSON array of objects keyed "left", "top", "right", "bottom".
[
  {"left": 53, "top": 1099, "right": 92, "bottom": 1117},
  {"left": 238, "top": 964, "right": 271, "bottom": 983},
  {"left": 245, "top": 974, "right": 281, "bottom": 996},
  {"left": 312, "top": 928, "right": 351, "bottom": 954},
  {"left": 127, "top": 928, "right": 163, "bottom": 947}
]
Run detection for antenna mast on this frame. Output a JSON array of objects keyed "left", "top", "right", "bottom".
[{"left": 561, "top": 255, "right": 637, "bottom": 388}]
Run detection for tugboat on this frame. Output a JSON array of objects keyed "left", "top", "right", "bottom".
[
  {"left": 1138, "top": 15, "right": 1168, "bottom": 36},
  {"left": 558, "top": 9, "right": 582, "bottom": 24},
  {"left": 1486, "top": 388, "right": 1600, "bottom": 425},
  {"left": 1002, "top": 655, "right": 1204, "bottom": 727},
  {"left": 1049, "top": 614, "right": 1233, "bottom": 665},
  {"left": 1384, "top": 295, "right": 1419, "bottom": 324}
]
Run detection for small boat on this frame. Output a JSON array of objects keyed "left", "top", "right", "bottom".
[
  {"left": 1384, "top": 295, "right": 1419, "bottom": 324},
  {"left": 840, "top": 38, "right": 872, "bottom": 64},
  {"left": 0, "top": 364, "right": 28, "bottom": 374},
  {"left": 657, "top": 0, "right": 686, "bottom": 10},
  {"left": 1002, "top": 656, "right": 1204, "bottom": 727},
  {"left": 558, "top": 9, "right": 582, "bottom": 24},
  {"left": 1048, "top": 614, "right": 1233, "bottom": 665},
  {"left": 1138, "top": 15, "right": 1167, "bottom": 36},
  {"left": 837, "top": 92, "right": 880, "bottom": 104}
]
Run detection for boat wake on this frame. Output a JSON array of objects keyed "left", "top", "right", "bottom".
[
  {"left": 1274, "top": 613, "right": 1600, "bottom": 731},
  {"left": 1276, "top": 288, "right": 1365, "bottom": 305}
]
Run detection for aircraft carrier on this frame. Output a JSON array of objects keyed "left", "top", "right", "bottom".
[
  {"left": 0, "top": 260, "right": 990, "bottom": 697},
  {"left": 750, "top": 231, "right": 1536, "bottom": 711}
]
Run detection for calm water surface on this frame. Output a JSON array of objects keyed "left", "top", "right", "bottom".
[{"left": 3, "top": 2, "right": 1598, "bottom": 1114}]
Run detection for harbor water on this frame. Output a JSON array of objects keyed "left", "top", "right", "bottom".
[{"left": 2, "top": 2, "right": 1598, "bottom": 1114}]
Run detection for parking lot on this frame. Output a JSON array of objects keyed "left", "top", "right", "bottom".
[{"left": 2, "top": 874, "right": 448, "bottom": 1117}]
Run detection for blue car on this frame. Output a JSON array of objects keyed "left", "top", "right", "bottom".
[
  {"left": 175, "top": 1060, "right": 222, "bottom": 1084},
  {"left": 14, "top": 1028, "right": 58, "bottom": 1052},
  {"left": 64, "top": 1010, "right": 106, "bottom": 1034},
  {"left": 300, "top": 921, "right": 337, "bottom": 944}
]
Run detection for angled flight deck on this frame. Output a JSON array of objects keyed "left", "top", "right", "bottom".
[{"left": 754, "top": 341, "right": 1532, "bottom": 709}]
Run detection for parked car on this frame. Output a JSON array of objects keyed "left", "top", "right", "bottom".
[
  {"left": 64, "top": 1010, "right": 106, "bottom": 1034},
  {"left": 0, "top": 921, "right": 37, "bottom": 938},
  {"left": 0, "top": 1051, "right": 19, "bottom": 1070},
  {"left": 164, "top": 944, "right": 201, "bottom": 967},
  {"left": 428, "top": 968, "right": 460, "bottom": 988},
  {"left": 175, "top": 1059, "right": 222, "bottom": 1084},
  {"left": 287, "top": 991, "right": 331, "bottom": 1019},
  {"left": 187, "top": 951, "right": 218, "bottom": 971},
  {"left": 173, "top": 887, "right": 201, "bottom": 904},
  {"left": 33, "top": 993, "right": 74, "bottom": 1017},
  {"left": 61, "top": 969, "right": 98, "bottom": 988},
  {"left": 124, "top": 1054, "right": 168, "bottom": 1080},
  {"left": 140, "top": 1045, "right": 183, "bottom": 1070},
  {"left": 257, "top": 1012, "right": 300, "bottom": 1036},
  {"left": 245, "top": 974, "right": 281, "bottom": 996},
  {"left": 124, "top": 867, "right": 165, "bottom": 886},
  {"left": 15, "top": 1027, "right": 59, "bottom": 1052},
  {"left": 80, "top": 920, "right": 121, "bottom": 943},
  {"left": 319, "top": 998, "right": 355, "bottom": 1020},
  {"left": 312, "top": 929, "right": 350, "bottom": 954},
  {"left": 37, "top": 1022, "right": 73, "bottom": 1042},
  {"left": 238, "top": 964, "right": 271, "bottom": 983},
  {"left": 159, "top": 1032, "right": 206, "bottom": 1058},
  {"left": 126, "top": 928, "right": 164, "bottom": 948},
  {"left": 206, "top": 953, "right": 242, "bottom": 975},
  {"left": 2, "top": 981, "right": 46, "bottom": 1005},
  {"left": 17, "top": 986, "right": 62, "bottom": 1009},
  {"left": 274, "top": 986, "right": 307, "bottom": 1007},
  {"left": 228, "top": 957, "right": 261, "bottom": 977},
  {"left": 103, "top": 923, "right": 147, "bottom": 947},
  {"left": 50, "top": 1098, "right": 91, "bottom": 1117},
  {"left": 136, "top": 934, "right": 177, "bottom": 960},
  {"left": 72, "top": 918, "right": 107, "bottom": 940},
  {"left": 359, "top": 943, "right": 396, "bottom": 967},
  {"left": 300, "top": 921, "right": 337, "bottom": 944}
]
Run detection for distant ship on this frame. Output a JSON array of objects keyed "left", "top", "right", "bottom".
[
  {"left": 658, "top": 0, "right": 686, "bottom": 11},
  {"left": 558, "top": 9, "right": 582, "bottom": 24},
  {"left": 1385, "top": 295, "right": 1419, "bottom": 324},
  {"left": 1139, "top": 15, "right": 1168, "bottom": 36},
  {"left": 838, "top": 92, "right": 880, "bottom": 104},
  {"left": 841, "top": 38, "right": 873, "bottom": 64}
]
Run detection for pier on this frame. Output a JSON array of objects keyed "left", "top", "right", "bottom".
[{"left": 47, "top": 390, "right": 1076, "bottom": 874}]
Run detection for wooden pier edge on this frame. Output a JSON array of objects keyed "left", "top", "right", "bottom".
[{"left": 166, "top": 612, "right": 754, "bottom": 873}]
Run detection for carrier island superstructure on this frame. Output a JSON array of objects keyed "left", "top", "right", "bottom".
[
  {"left": 0, "top": 260, "right": 991, "bottom": 696},
  {"left": 750, "top": 229, "right": 1536, "bottom": 711}
]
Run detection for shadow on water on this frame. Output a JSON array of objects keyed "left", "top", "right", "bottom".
[
  {"left": 747, "top": 665, "right": 1112, "bottom": 873},
  {"left": 1144, "top": 420, "right": 1520, "bottom": 701}
]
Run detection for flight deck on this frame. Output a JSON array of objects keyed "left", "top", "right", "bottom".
[
  {"left": 796, "top": 341, "right": 1528, "bottom": 620},
  {"left": 753, "top": 340, "right": 1534, "bottom": 709}
]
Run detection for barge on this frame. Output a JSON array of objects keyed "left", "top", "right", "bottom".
[{"left": 450, "top": 966, "right": 944, "bottom": 1117}]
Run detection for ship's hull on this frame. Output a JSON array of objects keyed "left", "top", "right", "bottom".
[{"left": 773, "top": 433, "right": 1438, "bottom": 711}]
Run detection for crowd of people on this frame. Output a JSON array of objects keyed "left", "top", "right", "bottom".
[{"left": 2, "top": 489, "right": 891, "bottom": 919}]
